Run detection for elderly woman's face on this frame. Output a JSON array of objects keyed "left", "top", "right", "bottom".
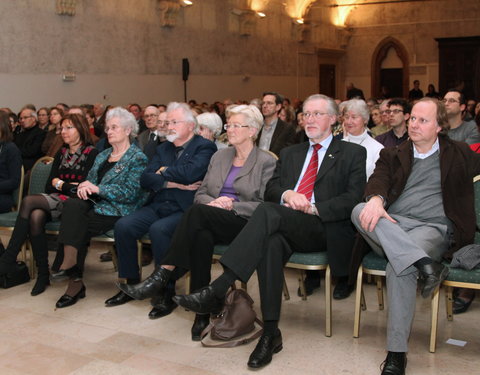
[
  {"left": 105, "top": 117, "right": 130, "bottom": 145},
  {"left": 197, "top": 125, "right": 215, "bottom": 141},
  {"left": 343, "top": 110, "right": 366, "bottom": 136},
  {"left": 226, "top": 113, "right": 255, "bottom": 147}
]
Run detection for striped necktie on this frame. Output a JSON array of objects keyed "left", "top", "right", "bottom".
[{"left": 296, "top": 144, "right": 321, "bottom": 201}]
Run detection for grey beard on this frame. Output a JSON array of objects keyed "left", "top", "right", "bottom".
[{"left": 166, "top": 134, "right": 178, "bottom": 143}]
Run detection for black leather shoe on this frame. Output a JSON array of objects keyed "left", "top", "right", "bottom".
[
  {"left": 118, "top": 266, "right": 171, "bottom": 300},
  {"left": 31, "top": 275, "right": 50, "bottom": 296},
  {"left": 298, "top": 275, "right": 321, "bottom": 297},
  {"left": 381, "top": 351, "right": 406, "bottom": 375},
  {"left": 99, "top": 251, "right": 112, "bottom": 262},
  {"left": 148, "top": 290, "right": 177, "bottom": 319},
  {"left": 333, "top": 280, "right": 354, "bottom": 300},
  {"left": 51, "top": 265, "right": 81, "bottom": 282},
  {"left": 247, "top": 330, "right": 283, "bottom": 369},
  {"left": 453, "top": 293, "right": 475, "bottom": 314},
  {"left": 191, "top": 314, "right": 210, "bottom": 341},
  {"left": 55, "top": 285, "right": 86, "bottom": 308},
  {"left": 105, "top": 290, "right": 133, "bottom": 307},
  {"left": 417, "top": 261, "right": 449, "bottom": 298},
  {"left": 172, "top": 286, "right": 225, "bottom": 315}
]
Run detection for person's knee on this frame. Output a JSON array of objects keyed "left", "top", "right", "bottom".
[{"left": 351, "top": 203, "right": 366, "bottom": 225}]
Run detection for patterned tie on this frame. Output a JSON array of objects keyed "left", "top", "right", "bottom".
[{"left": 296, "top": 144, "right": 321, "bottom": 201}]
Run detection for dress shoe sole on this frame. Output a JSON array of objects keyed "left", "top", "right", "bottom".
[{"left": 247, "top": 344, "right": 283, "bottom": 369}]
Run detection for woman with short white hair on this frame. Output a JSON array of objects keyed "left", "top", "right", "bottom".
[
  {"left": 341, "top": 99, "right": 384, "bottom": 179},
  {"left": 196, "top": 112, "right": 227, "bottom": 149}
]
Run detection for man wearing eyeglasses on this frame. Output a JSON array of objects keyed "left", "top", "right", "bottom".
[
  {"left": 375, "top": 98, "right": 410, "bottom": 148},
  {"left": 256, "top": 92, "right": 295, "bottom": 156},
  {"left": 444, "top": 89, "right": 480, "bottom": 145},
  {"left": 351, "top": 97, "right": 480, "bottom": 375},
  {"left": 109, "top": 102, "right": 217, "bottom": 318},
  {"left": 137, "top": 105, "right": 160, "bottom": 152},
  {"left": 173, "top": 94, "right": 366, "bottom": 369},
  {"left": 13, "top": 107, "right": 46, "bottom": 172}
]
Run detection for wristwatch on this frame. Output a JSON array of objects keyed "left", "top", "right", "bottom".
[{"left": 55, "top": 180, "right": 63, "bottom": 191}]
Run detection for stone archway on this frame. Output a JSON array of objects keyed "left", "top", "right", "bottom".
[{"left": 371, "top": 37, "right": 409, "bottom": 98}]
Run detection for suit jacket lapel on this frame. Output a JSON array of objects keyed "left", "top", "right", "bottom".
[
  {"left": 291, "top": 142, "right": 310, "bottom": 185},
  {"left": 316, "top": 139, "right": 339, "bottom": 182}
]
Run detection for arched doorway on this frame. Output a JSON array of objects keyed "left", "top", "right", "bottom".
[{"left": 371, "top": 37, "right": 409, "bottom": 98}]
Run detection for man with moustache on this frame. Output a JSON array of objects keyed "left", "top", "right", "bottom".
[
  {"left": 174, "top": 94, "right": 366, "bottom": 369},
  {"left": 106, "top": 102, "right": 216, "bottom": 319}
]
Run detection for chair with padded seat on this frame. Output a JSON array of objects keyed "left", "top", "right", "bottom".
[{"left": 430, "top": 175, "right": 480, "bottom": 353}]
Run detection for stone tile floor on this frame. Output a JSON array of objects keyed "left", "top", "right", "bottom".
[{"left": 0, "top": 244, "right": 478, "bottom": 375}]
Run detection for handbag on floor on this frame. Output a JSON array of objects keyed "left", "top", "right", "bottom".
[
  {"left": 0, "top": 261, "right": 30, "bottom": 289},
  {"left": 201, "top": 288, "right": 263, "bottom": 348}
]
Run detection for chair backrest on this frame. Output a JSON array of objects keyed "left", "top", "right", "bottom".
[
  {"left": 474, "top": 175, "right": 480, "bottom": 244},
  {"left": 11, "top": 166, "right": 24, "bottom": 211},
  {"left": 28, "top": 156, "right": 54, "bottom": 195}
]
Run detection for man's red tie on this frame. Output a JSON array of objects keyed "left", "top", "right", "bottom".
[{"left": 296, "top": 144, "right": 321, "bottom": 201}]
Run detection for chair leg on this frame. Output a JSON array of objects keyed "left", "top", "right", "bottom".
[
  {"left": 325, "top": 266, "right": 332, "bottom": 337},
  {"left": 353, "top": 266, "right": 363, "bottom": 338},
  {"left": 283, "top": 274, "right": 290, "bottom": 301},
  {"left": 446, "top": 286, "right": 454, "bottom": 321},
  {"left": 184, "top": 271, "right": 191, "bottom": 295},
  {"left": 298, "top": 270, "right": 307, "bottom": 301},
  {"left": 375, "top": 275, "right": 384, "bottom": 310},
  {"left": 430, "top": 286, "right": 441, "bottom": 353},
  {"left": 111, "top": 246, "right": 118, "bottom": 272}
]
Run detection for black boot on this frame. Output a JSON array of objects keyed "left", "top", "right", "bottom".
[
  {"left": 30, "top": 234, "right": 50, "bottom": 296},
  {"left": 118, "top": 266, "right": 172, "bottom": 300},
  {"left": 0, "top": 217, "right": 29, "bottom": 275}
]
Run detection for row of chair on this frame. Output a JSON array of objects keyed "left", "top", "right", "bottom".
[{"left": 0, "top": 156, "right": 478, "bottom": 354}]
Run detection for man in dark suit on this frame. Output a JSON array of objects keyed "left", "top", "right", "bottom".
[
  {"left": 174, "top": 94, "right": 366, "bottom": 369},
  {"left": 106, "top": 102, "right": 217, "bottom": 318},
  {"left": 129, "top": 103, "right": 147, "bottom": 134},
  {"left": 256, "top": 92, "right": 295, "bottom": 156}
]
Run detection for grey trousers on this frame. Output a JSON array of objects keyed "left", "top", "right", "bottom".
[{"left": 351, "top": 203, "right": 450, "bottom": 352}]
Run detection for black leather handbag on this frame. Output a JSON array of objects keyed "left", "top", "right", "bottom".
[{"left": 0, "top": 261, "right": 30, "bottom": 288}]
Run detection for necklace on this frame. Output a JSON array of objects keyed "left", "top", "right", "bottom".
[{"left": 110, "top": 147, "right": 128, "bottom": 158}]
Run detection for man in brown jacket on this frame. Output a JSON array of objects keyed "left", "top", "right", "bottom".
[{"left": 351, "top": 97, "right": 480, "bottom": 375}]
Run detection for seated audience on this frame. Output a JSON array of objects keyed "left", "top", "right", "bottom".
[
  {"left": 51, "top": 107, "right": 148, "bottom": 308},
  {"left": 0, "top": 112, "right": 22, "bottom": 213},
  {"left": 119, "top": 104, "right": 276, "bottom": 339},
  {"left": 370, "top": 100, "right": 390, "bottom": 137},
  {"left": 103, "top": 102, "right": 216, "bottom": 319},
  {"left": 137, "top": 106, "right": 160, "bottom": 151},
  {"left": 170, "top": 94, "right": 366, "bottom": 369},
  {"left": 0, "top": 114, "right": 98, "bottom": 295}
]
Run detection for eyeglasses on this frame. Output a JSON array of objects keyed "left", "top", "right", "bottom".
[
  {"left": 61, "top": 126, "right": 75, "bottom": 131},
  {"left": 144, "top": 114, "right": 158, "bottom": 118},
  {"left": 19, "top": 116, "right": 33, "bottom": 121},
  {"left": 385, "top": 109, "right": 404, "bottom": 115},
  {"left": 303, "top": 111, "right": 329, "bottom": 120},
  {"left": 442, "top": 98, "right": 460, "bottom": 104},
  {"left": 165, "top": 120, "right": 186, "bottom": 126},
  {"left": 343, "top": 114, "right": 362, "bottom": 121},
  {"left": 224, "top": 123, "right": 249, "bottom": 130}
]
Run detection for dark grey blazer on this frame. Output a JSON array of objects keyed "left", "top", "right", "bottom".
[{"left": 194, "top": 146, "right": 277, "bottom": 218}]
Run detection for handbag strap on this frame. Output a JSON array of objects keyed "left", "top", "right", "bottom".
[{"left": 201, "top": 318, "right": 264, "bottom": 348}]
